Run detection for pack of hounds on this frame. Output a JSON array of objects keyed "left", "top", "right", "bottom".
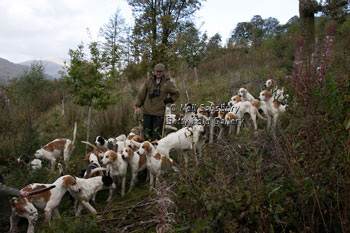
[{"left": 9, "top": 78, "right": 289, "bottom": 233}]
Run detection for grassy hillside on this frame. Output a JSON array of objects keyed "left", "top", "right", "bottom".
[{"left": 1, "top": 65, "right": 348, "bottom": 232}]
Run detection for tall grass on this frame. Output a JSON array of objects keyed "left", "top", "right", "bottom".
[{"left": 169, "top": 22, "right": 350, "bottom": 232}]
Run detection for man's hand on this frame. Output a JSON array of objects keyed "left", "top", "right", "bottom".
[
  {"left": 135, "top": 107, "right": 142, "bottom": 116},
  {"left": 20, "top": 190, "right": 29, "bottom": 197},
  {"left": 164, "top": 98, "right": 174, "bottom": 105}
]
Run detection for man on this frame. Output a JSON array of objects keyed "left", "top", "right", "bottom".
[
  {"left": 135, "top": 63, "right": 179, "bottom": 141},
  {"left": 0, "top": 173, "right": 29, "bottom": 220}
]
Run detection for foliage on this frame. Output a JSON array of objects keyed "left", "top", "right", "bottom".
[
  {"left": 170, "top": 10, "right": 350, "bottom": 232},
  {"left": 127, "top": 0, "right": 204, "bottom": 70},
  {"left": 204, "top": 33, "right": 224, "bottom": 61},
  {"left": 229, "top": 15, "right": 281, "bottom": 49},
  {"left": 63, "top": 42, "right": 116, "bottom": 110},
  {"left": 122, "top": 61, "right": 144, "bottom": 82},
  {"left": 0, "top": 62, "right": 60, "bottom": 161},
  {"left": 92, "top": 91, "right": 136, "bottom": 138},
  {"left": 99, "top": 9, "right": 128, "bottom": 86},
  {"left": 329, "top": 15, "right": 350, "bottom": 76},
  {"left": 319, "top": 0, "right": 350, "bottom": 22},
  {"left": 171, "top": 74, "right": 350, "bottom": 232},
  {"left": 9, "top": 62, "right": 50, "bottom": 121},
  {"left": 175, "top": 22, "right": 207, "bottom": 68}
]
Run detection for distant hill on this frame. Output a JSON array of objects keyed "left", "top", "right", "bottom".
[
  {"left": 0, "top": 57, "right": 66, "bottom": 84},
  {"left": 0, "top": 58, "right": 27, "bottom": 84},
  {"left": 18, "top": 58, "right": 66, "bottom": 79}
]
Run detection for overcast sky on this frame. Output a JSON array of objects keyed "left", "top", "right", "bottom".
[{"left": 0, "top": 0, "right": 299, "bottom": 64}]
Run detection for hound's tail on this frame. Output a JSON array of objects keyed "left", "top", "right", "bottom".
[
  {"left": 72, "top": 122, "right": 77, "bottom": 145},
  {"left": 207, "top": 100, "right": 215, "bottom": 105},
  {"left": 57, "top": 163, "right": 64, "bottom": 176},
  {"left": 168, "top": 158, "right": 179, "bottom": 172},
  {"left": 90, "top": 167, "right": 107, "bottom": 175},
  {"left": 257, "top": 110, "right": 267, "bottom": 121},
  {"left": 81, "top": 141, "right": 107, "bottom": 153}
]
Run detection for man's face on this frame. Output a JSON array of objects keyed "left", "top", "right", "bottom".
[{"left": 155, "top": 71, "right": 164, "bottom": 79}]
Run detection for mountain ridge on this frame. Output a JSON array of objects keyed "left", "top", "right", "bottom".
[
  {"left": 0, "top": 58, "right": 27, "bottom": 84},
  {"left": 18, "top": 58, "right": 65, "bottom": 79},
  {"left": 0, "top": 57, "right": 66, "bottom": 84}
]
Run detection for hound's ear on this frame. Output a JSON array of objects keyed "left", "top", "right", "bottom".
[
  {"left": 102, "top": 175, "right": 113, "bottom": 186},
  {"left": 98, "top": 136, "right": 105, "bottom": 146},
  {"left": 84, "top": 153, "right": 90, "bottom": 161},
  {"left": 152, "top": 142, "right": 158, "bottom": 146},
  {"left": 126, "top": 147, "right": 133, "bottom": 156},
  {"left": 80, "top": 169, "right": 86, "bottom": 177},
  {"left": 113, "top": 144, "right": 118, "bottom": 152},
  {"left": 107, "top": 141, "right": 114, "bottom": 150},
  {"left": 265, "top": 90, "right": 272, "bottom": 99},
  {"left": 62, "top": 176, "right": 76, "bottom": 187},
  {"left": 151, "top": 139, "right": 158, "bottom": 144}
]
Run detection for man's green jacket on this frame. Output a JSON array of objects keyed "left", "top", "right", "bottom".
[{"left": 136, "top": 75, "right": 179, "bottom": 116}]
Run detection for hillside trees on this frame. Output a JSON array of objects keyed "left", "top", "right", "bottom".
[
  {"left": 174, "top": 22, "right": 207, "bottom": 85},
  {"left": 6, "top": 62, "right": 56, "bottom": 157},
  {"left": 176, "top": 22, "right": 206, "bottom": 67},
  {"left": 229, "top": 15, "right": 281, "bottom": 49},
  {"left": 292, "top": 0, "right": 349, "bottom": 106},
  {"left": 250, "top": 15, "right": 265, "bottom": 48},
  {"left": 204, "top": 33, "right": 223, "bottom": 60},
  {"left": 298, "top": 0, "right": 320, "bottom": 78},
  {"left": 264, "top": 17, "right": 281, "bottom": 35},
  {"left": 99, "top": 9, "right": 128, "bottom": 87},
  {"left": 127, "top": 0, "right": 204, "bottom": 73},
  {"left": 229, "top": 22, "right": 253, "bottom": 48},
  {"left": 63, "top": 42, "right": 116, "bottom": 151},
  {"left": 320, "top": 0, "right": 349, "bottom": 22},
  {"left": 10, "top": 62, "right": 47, "bottom": 124}
]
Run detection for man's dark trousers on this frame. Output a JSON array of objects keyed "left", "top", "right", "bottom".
[{"left": 143, "top": 114, "right": 164, "bottom": 141}]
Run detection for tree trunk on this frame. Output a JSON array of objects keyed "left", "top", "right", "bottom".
[
  {"left": 181, "top": 62, "right": 185, "bottom": 90},
  {"left": 61, "top": 88, "right": 65, "bottom": 116},
  {"left": 299, "top": 0, "right": 318, "bottom": 79},
  {"left": 61, "top": 99, "right": 65, "bottom": 116},
  {"left": 194, "top": 67, "right": 198, "bottom": 85},
  {"left": 151, "top": 0, "right": 158, "bottom": 64}
]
